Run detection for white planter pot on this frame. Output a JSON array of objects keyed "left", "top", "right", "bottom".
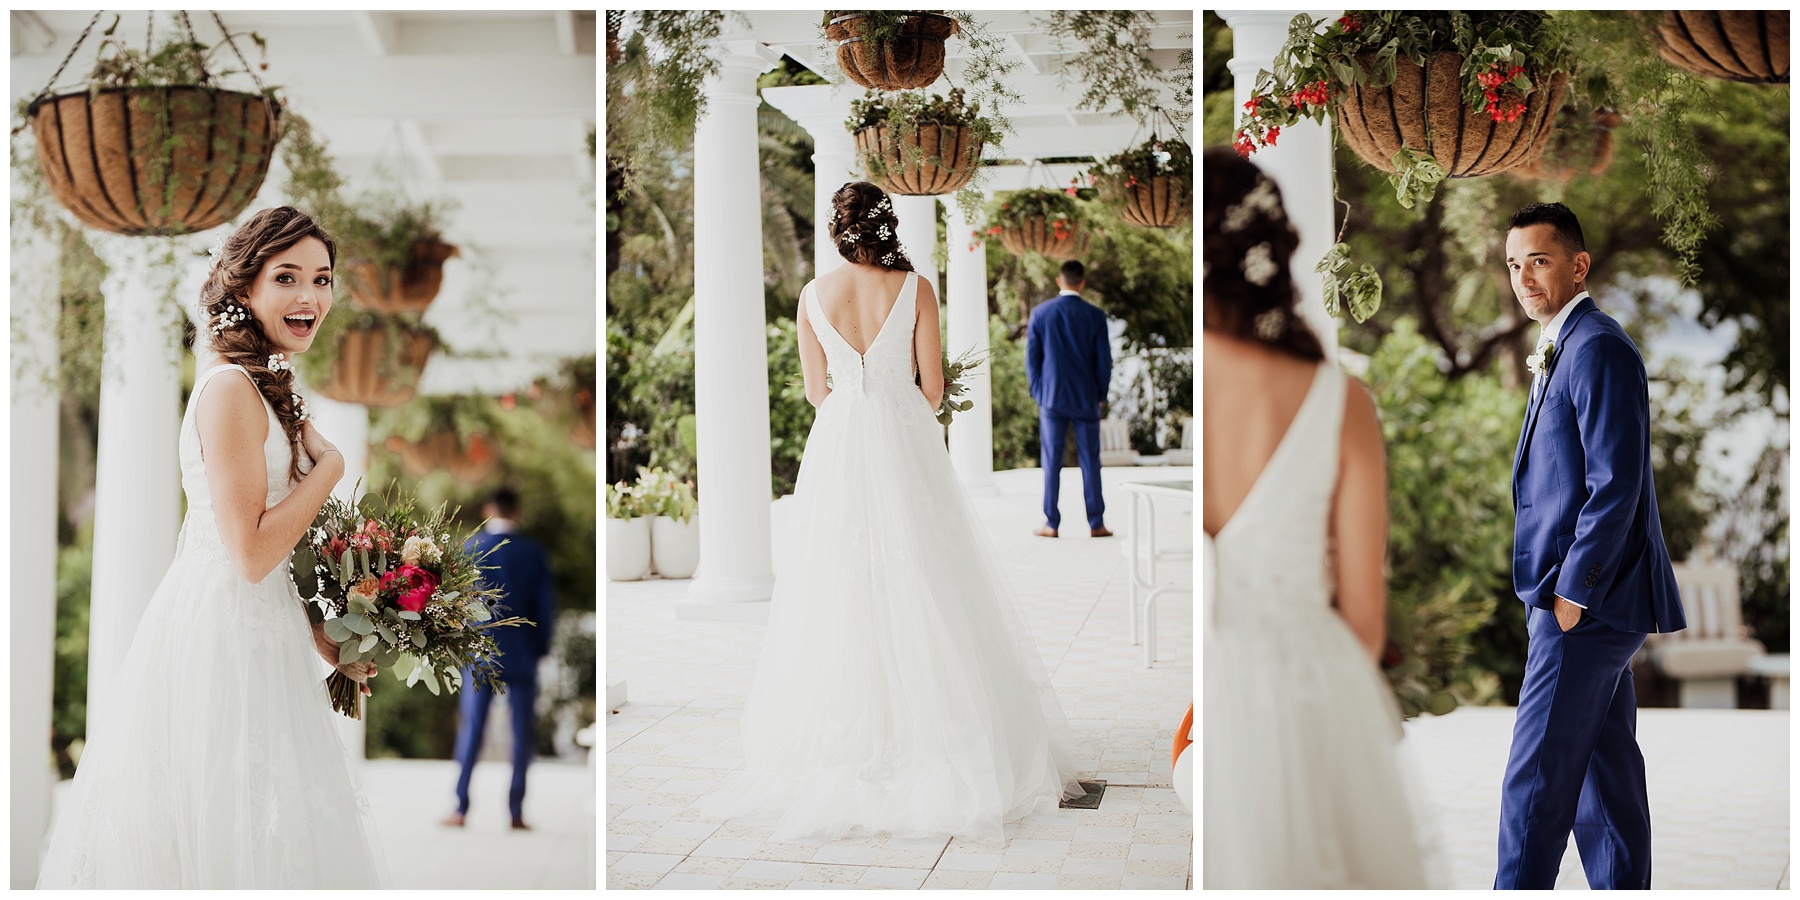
[
  {"left": 651, "top": 514, "right": 700, "bottom": 580},
  {"left": 606, "top": 517, "right": 652, "bottom": 582}
]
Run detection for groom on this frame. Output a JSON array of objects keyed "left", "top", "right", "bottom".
[
  {"left": 1027, "top": 260, "right": 1113, "bottom": 538},
  {"left": 1496, "top": 203, "right": 1686, "bottom": 889}
]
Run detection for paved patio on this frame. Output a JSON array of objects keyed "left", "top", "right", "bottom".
[
  {"left": 1407, "top": 706, "right": 1789, "bottom": 890},
  {"left": 605, "top": 465, "right": 1196, "bottom": 890}
]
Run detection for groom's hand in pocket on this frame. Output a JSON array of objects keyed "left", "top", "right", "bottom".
[{"left": 1554, "top": 595, "right": 1583, "bottom": 633}]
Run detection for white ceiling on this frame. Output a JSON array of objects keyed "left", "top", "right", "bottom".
[
  {"left": 734, "top": 10, "right": 1194, "bottom": 160},
  {"left": 11, "top": 10, "right": 598, "bottom": 395}
]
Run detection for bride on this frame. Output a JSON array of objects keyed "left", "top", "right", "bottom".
[
  {"left": 1201, "top": 149, "right": 1443, "bottom": 888},
  {"left": 37, "top": 207, "right": 386, "bottom": 888},
  {"left": 702, "top": 181, "right": 1085, "bottom": 843}
]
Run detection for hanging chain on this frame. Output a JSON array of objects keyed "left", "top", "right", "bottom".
[
  {"left": 179, "top": 11, "right": 208, "bottom": 84},
  {"left": 145, "top": 9, "right": 154, "bottom": 57},
  {"left": 30, "top": 10, "right": 104, "bottom": 105},
  {"left": 212, "top": 11, "right": 269, "bottom": 96}
]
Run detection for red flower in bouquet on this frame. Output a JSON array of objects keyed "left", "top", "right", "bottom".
[{"left": 383, "top": 564, "right": 440, "bottom": 613}]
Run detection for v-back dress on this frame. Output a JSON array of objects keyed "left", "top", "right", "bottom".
[
  {"left": 1202, "top": 360, "right": 1444, "bottom": 888},
  {"left": 36, "top": 364, "right": 386, "bottom": 889},
  {"left": 702, "top": 272, "right": 1085, "bottom": 843}
]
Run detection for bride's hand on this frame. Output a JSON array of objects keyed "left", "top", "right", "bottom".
[
  {"left": 310, "top": 622, "right": 377, "bottom": 695},
  {"left": 300, "top": 422, "right": 339, "bottom": 465}
]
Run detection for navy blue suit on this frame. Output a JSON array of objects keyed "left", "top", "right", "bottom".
[
  {"left": 1497, "top": 296, "right": 1685, "bottom": 889},
  {"left": 1027, "top": 291, "right": 1112, "bottom": 530},
  {"left": 453, "top": 525, "right": 556, "bottom": 821}
]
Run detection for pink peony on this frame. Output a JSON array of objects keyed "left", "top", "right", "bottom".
[{"left": 384, "top": 564, "right": 440, "bottom": 613}]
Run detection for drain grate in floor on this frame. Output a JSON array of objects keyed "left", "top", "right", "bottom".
[{"left": 1059, "top": 780, "right": 1107, "bottom": 810}]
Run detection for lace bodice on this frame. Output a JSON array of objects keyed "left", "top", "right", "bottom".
[
  {"left": 806, "top": 272, "right": 919, "bottom": 400},
  {"left": 1203, "top": 361, "right": 1344, "bottom": 622},
  {"left": 173, "top": 365, "right": 299, "bottom": 567}
]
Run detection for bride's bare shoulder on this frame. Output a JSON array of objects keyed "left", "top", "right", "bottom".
[{"left": 194, "top": 367, "right": 267, "bottom": 434}]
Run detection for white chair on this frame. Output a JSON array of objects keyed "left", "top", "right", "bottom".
[
  {"left": 1645, "top": 558, "right": 1764, "bottom": 708},
  {"left": 1164, "top": 416, "right": 1194, "bottom": 467},
  {"left": 1099, "top": 418, "right": 1138, "bottom": 467}
]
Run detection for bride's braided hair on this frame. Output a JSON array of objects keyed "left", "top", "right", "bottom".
[
  {"left": 1203, "top": 148, "right": 1323, "bottom": 362},
  {"left": 199, "top": 206, "right": 337, "bottom": 484},
  {"left": 829, "top": 181, "right": 914, "bottom": 272}
]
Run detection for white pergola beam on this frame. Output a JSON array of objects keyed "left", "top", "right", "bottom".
[
  {"left": 554, "top": 10, "right": 578, "bottom": 56},
  {"left": 11, "top": 11, "right": 56, "bottom": 55},
  {"left": 351, "top": 11, "right": 398, "bottom": 55},
  {"left": 397, "top": 117, "right": 443, "bottom": 182}
]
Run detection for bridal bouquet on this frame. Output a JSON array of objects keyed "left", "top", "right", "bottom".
[
  {"left": 934, "top": 346, "right": 987, "bottom": 426},
  {"left": 290, "top": 486, "right": 529, "bottom": 719}
]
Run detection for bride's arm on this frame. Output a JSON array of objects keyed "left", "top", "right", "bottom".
[
  {"left": 797, "top": 284, "right": 831, "bottom": 407},
  {"left": 913, "top": 277, "right": 944, "bottom": 409},
  {"left": 197, "top": 372, "right": 346, "bottom": 584},
  {"left": 1332, "top": 377, "right": 1388, "bottom": 663}
]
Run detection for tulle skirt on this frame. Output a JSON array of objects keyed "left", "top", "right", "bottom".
[
  {"left": 703, "top": 387, "right": 1084, "bottom": 844},
  {"left": 37, "top": 543, "right": 387, "bottom": 889},
  {"left": 1203, "top": 580, "right": 1446, "bottom": 888}
]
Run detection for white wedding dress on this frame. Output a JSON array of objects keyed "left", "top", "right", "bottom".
[
  {"left": 1202, "top": 360, "right": 1445, "bottom": 888},
  {"left": 703, "top": 272, "right": 1085, "bottom": 843},
  {"left": 37, "top": 364, "right": 386, "bottom": 889}
]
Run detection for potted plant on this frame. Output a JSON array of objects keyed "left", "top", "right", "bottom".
[
  {"left": 22, "top": 13, "right": 282, "bottom": 236},
  {"left": 1235, "top": 12, "right": 1571, "bottom": 197},
  {"left": 848, "top": 88, "right": 997, "bottom": 197},
  {"left": 334, "top": 194, "right": 461, "bottom": 315},
  {"left": 638, "top": 467, "right": 700, "bottom": 580},
  {"left": 299, "top": 309, "right": 439, "bottom": 409},
  {"left": 977, "top": 188, "right": 1093, "bottom": 260},
  {"left": 1087, "top": 136, "right": 1192, "bottom": 228},
  {"left": 605, "top": 479, "right": 652, "bottom": 582},
  {"left": 823, "top": 11, "right": 960, "bottom": 91},
  {"left": 1656, "top": 11, "right": 1788, "bottom": 84},
  {"left": 372, "top": 395, "right": 506, "bottom": 484}
]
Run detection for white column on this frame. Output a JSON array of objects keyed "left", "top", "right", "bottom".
[
  {"left": 942, "top": 197, "right": 997, "bottom": 494},
  {"left": 761, "top": 84, "right": 859, "bottom": 280},
  {"left": 11, "top": 225, "right": 61, "bottom": 888},
  {"left": 85, "top": 235, "right": 184, "bottom": 750},
  {"left": 680, "top": 39, "right": 783, "bottom": 619},
  {"left": 298, "top": 392, "right": 366, "bottom": 758},
  {"left": 891, "top": 195, "right": 940, "bottom": 304},
  {"left": 1223, "top": 10, "right": 1342, "bottom": 350}
]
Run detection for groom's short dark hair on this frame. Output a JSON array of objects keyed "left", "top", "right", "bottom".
[
  {"left": 1508, "top": 202, "right": 1586, "bottom": 256},
  {"left": 1059, "top": 260, "right": 1086, "bottom": 284}
]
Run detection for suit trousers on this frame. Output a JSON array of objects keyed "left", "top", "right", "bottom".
[
  {"left": 1039, "top": 412, "right": 1104, "bottom": 531},
  {"left": 1496, "top": 606, "right": 1651, "bottom": 889},
  {"left": 453, "top": 667, "right": 539, "bottom": 821}
]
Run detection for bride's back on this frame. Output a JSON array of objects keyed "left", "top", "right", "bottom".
[
  {"left": 812, "top": 264, "right": 912, "bottom": 354},
  {"left": 1202, "top": 332, "right": 1325, "bottom": 537}
]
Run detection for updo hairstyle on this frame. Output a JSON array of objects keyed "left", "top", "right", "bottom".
[
  {"left": 1202, "top": 148, "right": 1323, "bottom": 362},
  {"left": 829, "top": 181, "right": 915, "bottom": 271}
]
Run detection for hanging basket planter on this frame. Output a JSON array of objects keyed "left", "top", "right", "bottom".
[
  {"left": 1657, "top": 11, "right": 1789, "bottom": 84},
  {"left": 1513, "top": 108, "right": 1623, "bottom": 182},
  {"left": 1089, "top": 136, "right": 1193, "bottom": 229},
  {"left": 344, "top": 237, "right": 461, "bottom": 314},
  {"left": 1115, "top": 175, "right": 1191, "bottom": 228},
  {"left": 1334, "top": 52, "right": 1568, "bottom": 179},
  {"left": 825, "top": 12, "right": 959, "bottom": 91},
  {"left": 312, "top": 323, "right": 437, "bottom": 408},
  {"left": 388, "top": 430, "right": 500, "bottom": 484},
  {"left": 27, "top": 87, "right": 281, "bottom": 236},
  {"left": 998, "top": 217, "right": 1092, "bottom": 260},
  {"left": 853, "top": 122, "right": 984, "bottom": 195}
]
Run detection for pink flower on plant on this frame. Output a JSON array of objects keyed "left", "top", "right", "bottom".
[{"left": 383, "top": 564, "right": 440, "bottom": 613}]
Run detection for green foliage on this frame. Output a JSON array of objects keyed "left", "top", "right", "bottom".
[
  {"left": 1088, "top": 137, "right": 1192, "bottom": 200},
  {"left": 279, "top": 114, "right": 456, "bottom": 278},
  {"left": 985, "top": 315, "right": 1040, "bottom": 472},
  {"left": 766, "top": 318, "right": 816, "bottom": 497},
  {"left": 632, "top": 466, "right": 698, "bottom": 522},
  {"left": 606, "top": 11, "right": 728, "bottom": 188},
  {"left": 78, "top": 17, "right": 273, "bottom": 92},
  {"left": 1315, "top": 242, "right": 1383, "bottom": 323},
  {"left": 1368, "top": 320, "right": 1519, "bottom": 716},
  {"left": 1722, "top": 443, "right": 1789, "bottom": 654},
  {"left": 294, "top": 306, "right": 442, "bottom": 396},
  {"left": 1044, "top": 11, "right": 1189, "bottom": 127},
  {"left": 605, "top": 479, "right": 651, "bottom": 520},
  {"left": 847, "top": 88, "right": 1002, "bottom": 221},
  {"left": 370, "top": 394, "right": 508, "bottom": 449},
  {"left": 936, "top": 347, "right": 986, "bottom": 426},
  {"left": 52, "top": 527, "right": 94, "bottom": 779}
]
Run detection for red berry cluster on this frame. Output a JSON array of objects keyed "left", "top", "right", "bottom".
[
  {"left": 1477, "top": 64, "right": 1529, "bottom": 124},
  {"left": 1289, "top": 80, "right": 1331, "bottom": 109},
  {"left": 1337, "top": 15, "right": 1362, "bottom": 33}
]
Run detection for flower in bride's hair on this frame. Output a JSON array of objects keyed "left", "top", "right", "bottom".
[
  {"left": 206, "top": 234, "right": 226, "bottom": 264},
  {"left": 843, "top": 231, "right": 860, "bottom": 244},
  {"left": 877, "top": 224, "right": 892, "bottom": 240},
  {"left": 882, "top": 252, "right": 897, "bottom": 266},
  {"left": 210, "top": 303, "right": 250, "bottom": 335},
  {"left": 267, "top": 352, "right": 294, "bottom": 373}
]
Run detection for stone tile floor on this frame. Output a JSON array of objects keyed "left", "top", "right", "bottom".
[
  {"left": 1407, "top": 705, "right": 1789, "bottom": 890},
  {"left": 605, "top": 466, "right": 1196, "bottom": 889}
]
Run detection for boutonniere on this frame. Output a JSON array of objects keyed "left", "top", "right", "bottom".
[{"left": 1527, "top": 338, "right": 1555, "bottom": 377}]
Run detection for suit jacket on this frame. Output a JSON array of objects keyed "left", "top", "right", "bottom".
[
  {"left": 1512, "top": 296, "right": 1685, "bottom": 634},
  {"left": 1026, "top": 292, "right": 1112, "bottom": 420},
  {"left": 465, "top": 527, "right": 557, "bottom": 676}
]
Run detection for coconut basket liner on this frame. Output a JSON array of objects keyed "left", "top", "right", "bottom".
[
  {"left": 1514, "top": 109, "right": 1622, "bottom": 182},
  {"left": 1334, "top": 52, "right": 1567, "bottom": 178},
  {"left": 999, "top": 218, "right": 1092, "bottom": 260},
  {"left": 395, "top": 431, "right": 499, "bottom": 483},
  {"left": 345, "top": 238, "right": 461, "bottom": 315},
  {"left": 1118, "top": 175, "right": 1192, "bottom": 228},
  {"left": 828, "top": 12, "right": 957, "bottom": 91},
  {"left": 1659, "top": 11, "right": 1789, "bottom": 83},
  {"left": 29, "top": 87, "right": 280, "bottom": 236},
  {"left": 315, "top": 327, "right": 436, "bottom": 408},
  {"left": 855, "top": 122, "right": 982, "bottom": 195}
]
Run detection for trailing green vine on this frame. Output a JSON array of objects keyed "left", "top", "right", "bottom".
[
  {"left": 1044, "top": 11, "right": 1190, "bottom": 128},
  {"left": 847, "top": 88, "right": 1001, "bottom": 221}
]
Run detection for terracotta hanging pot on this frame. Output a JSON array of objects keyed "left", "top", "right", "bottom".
[
  {"left": 28, "top": 87, "right": 281, "bottom": 236},
  {"left": 1114, "top": 174, "right": 1192, "bottom": 228},
  {"left": 344, "top": 237, "right": 460, "bottom": 315},
  {"left": 1513, "top": 108, "right": 1623, "bottom": 182},
  {"left": 999, "top": 217, "right": 1092, "bottom": 260},
  {"left": 853, "top": 122, "right": 983, "bottom": 196},
  {"left": 313, "top": 324, "right": 437, "bottom": 408},
  {"left": 825, "top": 12, "right": 958, "bottom": 91},
  {"left": 1334, "top": 52, "right": 1567, "bottom": 179},
  {"left": 388, "top": 430, "right": 500, "bottom": 484},
  {"left": 1658, "top": 11, "right": 1789, "bottom": 84}
]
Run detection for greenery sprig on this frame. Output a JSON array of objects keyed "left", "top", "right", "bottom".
[
  {"left": 1044, "top": 11, "right": 1190, "bottom": 128},
  {"left": 847, "top": 88, "right": 1000, "bottom": 221},
  {"left": 1085, "top": 136, "right": 1192, "bottom": 203}
]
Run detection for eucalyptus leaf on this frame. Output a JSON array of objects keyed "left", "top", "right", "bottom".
[
  {"left": 398, "top": 610, "right": 421, "bottom": 621},
  {"left": 422, "top": 664, "right": 441, "bottom": 696},
  {"left": 469, "top": 601, "right": 491, "bottom": 622},
  {"left": 339, "top": 549, "right": 355, "bottom": 585},
  {"left": 360, "top": 548, "right": 370, "bottom": 578},
  {"left": 377, "top": 623, "right": 397, "bottom": 644},
  {"left": 344, "top": 612, "right": 375, "bottom": 636},
  {"left": 324, "top": 617, "right": 353, "bottom": 643},
  {"left": 338, "top": 640, "right": 361, "bottom": 665},
  {"left": 393, "top": 653, "right": 418, "bottom": 680},
  {"left": 410, "top": 630, "right": 427, "bottom": 649},
  {"left": 358, "top": 493, "right": 387, "bottom": 519},
  {"left": 358, "top": 632, "right": 380, "bottom": 653}
]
